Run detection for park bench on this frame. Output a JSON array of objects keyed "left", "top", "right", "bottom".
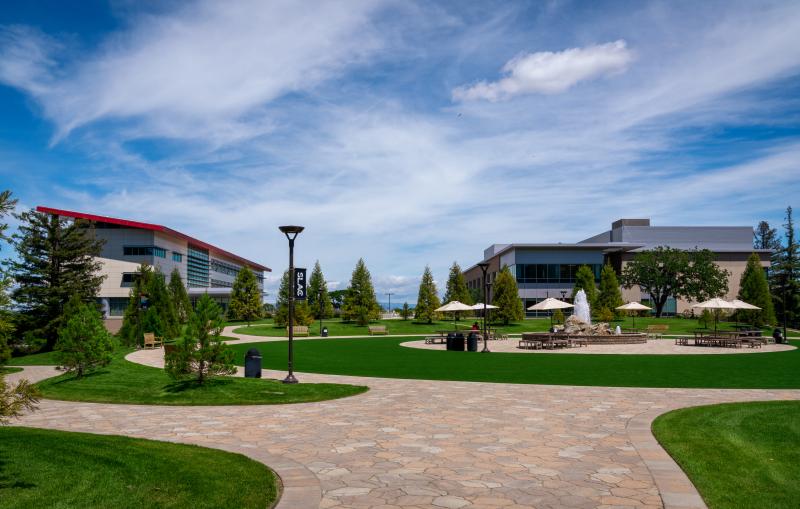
[
  {"left": 368, "top": 325, "right": 388, "bottom": 335},
  {"left": 287, "top": 326, "right": 309, "bottom": 337},
  {"left": 645, "top": 324, "right": 669, "bottom": 339},
  {"left": 143, "top": 332, "right": 163, "bottom": 349}
]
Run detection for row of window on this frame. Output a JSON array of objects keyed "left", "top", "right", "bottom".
[
  {"left": 123, "top": 246, "right": 167, "bottom": 258},
  {"left": 514, "top": 264, "right": 603, "bottom": 284},
  {"left": 211, "top": 258, "right": 240, "bottom": 277},
  {"left": 210, "top": 278, "right": 234, "bottom": 288},
  {"left": 187, "top": 245, "right": 210, "bottom": 288}
]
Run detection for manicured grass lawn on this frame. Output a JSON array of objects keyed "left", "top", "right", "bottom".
[
  {"left": 7, "top": 350, "right": 60, "bottom": 366},
  {"left": 0, "top": 426, "right": 277, "bottom": 509},
  {"left": 230, "top": 338, "right": 800, "bottom": 388},
  {"left": 35, "top": 349, "right": 367, "bottom": 405},
  {"left": 653, "top": 401, "right": 800, "bottom": 509},
  {"left": 232, "top": 316, "right": 753, "bottom": 337},
  {"left": 0, "top": 366, "right": 22, "bottom": 374}
]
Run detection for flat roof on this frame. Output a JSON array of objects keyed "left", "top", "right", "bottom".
[{"left": 37, "top": 206, "right": 270, "bottom": 272}]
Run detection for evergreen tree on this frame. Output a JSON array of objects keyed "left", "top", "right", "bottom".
[
  {"left": 414, "top": 266, "right": 441, "bottom": 324},
  {"left": 165, "top": 294, "right": 235, "bottom": 384},
  {"left": 738, "top": 253, "right": 776, "bottom": 327},
  {"left": 0, "top": 190, "right": 16, "bottom": 243},
  {"left": 492, "top": 266, "right": 523, "bottom": 325},
  {"left": 754, "top": 221, "right": 781, "bottom": 250},
  {"left": 273, "top": 269, "right": 313, "bottom": 327},
  {"left": 571, "top": 265, "right": 597, "bottom": 308},
  {"left": 6, "top": 209, "right": 105, "bottom": 350},
  {"left": 307, "top": 261, "right": 333, "bottom": 319},
  {"left": 0, "top": 192, "right": 14, "bottom": 362},
  {"left": 119, "top": 265, "right": 179, "bottom": 346},
  {"left": 595, "top": 264, "right": 624, "bottom": 318},
  {"left": 168, "top": 268, "right": 192, "bottom": 323},
  {"left": 55, "top": 296, "right": 114, "bottom": 379},
  {"left": 227, "top": 266, "right": 262, "bottom": 326},
  {"left": 342, "top": 259, "right": 381, "bottom": 325},
  {"left": 771, "top": 206, "right": 800, "bottom": 327},
  {"left": 401, "top": 302, "right": 411, "bottom": 320},
  {"left": 443, "top": 262, "right": 472, "bottom": 321}
]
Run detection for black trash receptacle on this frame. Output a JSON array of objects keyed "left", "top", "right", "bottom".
[
  {"left": 446, "top": 332, "right": 456, "bottom": 351},
  {"left": 454, "top": 333, "right": 465, "bottom": 351},
  {"left": 321, "top": 327, "right": 329, "bottom": 338},
  {"left": 773, "top": 328, "right": 784, "bottom": 344},
  {"left": 244, "top": 348, "right": 262, "bottom": 378},
  {"left": 467, "top": 332, "right": 478, "bottom": 352}
]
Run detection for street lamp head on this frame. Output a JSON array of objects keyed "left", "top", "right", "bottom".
[
  {"left": 279, "top": 225, "right": 304, "bottom": 240},
  {"left": 477, "top": 262, "right": 489, "bottom": 270}
]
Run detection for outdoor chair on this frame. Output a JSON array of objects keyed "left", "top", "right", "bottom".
[{"left": 143, "top": 332, "right": 163, "bottom": 349}]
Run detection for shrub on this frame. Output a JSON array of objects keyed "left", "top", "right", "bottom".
[
  {"left": 552, "top": 309, "right": 565, "bottom": 324},
  {"left": 55, "top": 297, "right": 115, "bottom": 379}
]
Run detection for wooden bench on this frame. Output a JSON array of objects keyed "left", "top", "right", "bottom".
[
  {"left": 645, "top": 324, "right": 669, "bottom": 339},
  {"left": 143, "top": 332, "right": 163, "bottom": 349},
  {"left": 287, "top": 326, "right": 309, "bottom": 337},
  {"left": 518, "top": 339, "right": 542, "bottom": 350},
  {"left": 368, "top": 325, "right": 388, "bottom": 335}
]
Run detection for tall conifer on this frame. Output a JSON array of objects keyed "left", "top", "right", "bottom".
[{"left": 414, "top": 266, "right": 441, "bottom": 324}]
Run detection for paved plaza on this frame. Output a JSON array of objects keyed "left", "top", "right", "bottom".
[{"left": 8, "top": 346, "right": 800, "bottom": 509}]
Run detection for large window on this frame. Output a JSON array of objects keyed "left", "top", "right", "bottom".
[
  {"left": 515, "top": 263, "right": 602, "bottom": 284},
  {"left": 172, "top": 252, "right": 183, "bottom": 262},
  {"left": 123, "top": 245, "right": 166, "bottom": 258},
  {"left": 211, "top": 259, "right": 241, "bottom": 277},
  {"left": 187, "top": 245, "right": 210, "bottom": 287}
]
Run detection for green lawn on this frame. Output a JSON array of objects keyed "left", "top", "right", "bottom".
[
  {"left": 0, "top": 426, "right": 277, "bottom": 509},
  {"left": 230, "top": 337, "right": 800, "bottom": 388},
  {"left": 232, "top": 316, "right": 753, "bottom": 337},
  {"left": 653, "top": 401, "right": 800, "bottom": 509},
  {"left": 34, "top": 349, "right": 367, "bottom": 405},
  {"left": 0, "top": 366, "right": 22, "bottom": 374},
  {"left": 7, "top": 350, "right": 60, "bottom": 366}
]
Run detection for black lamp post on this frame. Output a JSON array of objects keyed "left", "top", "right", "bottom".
[
  {"left": 279, "top": 225, "right": 304, "bottom": 384},
  {"left": 478, "top": 263, "right": 490, "bottom": 353},
  {"left": 560, "top": 290, "right": 567, "bottom": 300},
  {"left": 318, "top": 287, "right": 324, "bottom": 337},
  {"left": 385, "top": 292, "right": 393, "bottom": 315},
  {"left": 782, "top": 273, "right": 788, "bottom": 341}
]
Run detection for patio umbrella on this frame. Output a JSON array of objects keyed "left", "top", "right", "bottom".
[
  {"left": 615, "top": 302, "right": 652, "bottom": 330},
  {"left": 471, "top": 302, "right": 499, "bottom": 327},
  {"left": 692, "top": 298, "right": 736, "bottom": 333},
  {"left": 436, "top": 301, "right": 475, "bottom": 330},
  {"left": 527, "top": 298, "right": 574, "bottom": 329},
  {"left": 730, "top": 299, "right": 761, "bottom": 328}
]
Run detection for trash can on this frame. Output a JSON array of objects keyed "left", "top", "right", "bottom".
[
  {"left": 244, "top": 348, "right": 262, "bottom": 378},
  {"left": 467, "top": 332, "right": 478, "bottom": 352},
  {"left": 453, "top": 333, "right": 465, "bottom": 351},
  {"left": 773, "top": 328, "right": 784, "bottom": 344},
  {"left": 446, "top": 332, "right": 456, "bottom": 351},
  {"left": 322, "top": 327, "right": 329, "bottom": 338}
]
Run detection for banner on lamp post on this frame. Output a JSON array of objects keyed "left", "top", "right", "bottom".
[{"left": 294, "top": 268, "right": 307, "bottom": 300}]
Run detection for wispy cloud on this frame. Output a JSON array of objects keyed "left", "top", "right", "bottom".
[{"left": 453, "top": 40, "right": 633, "bottom": 101}]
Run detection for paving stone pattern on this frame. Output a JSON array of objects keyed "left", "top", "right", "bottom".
[{"left": 8, "top": 350, "right": 800, "bottom": 509}]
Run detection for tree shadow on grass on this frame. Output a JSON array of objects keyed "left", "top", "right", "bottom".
[
  {"left": 0, "top": 456, "right": 36, "bottom": 491},
  {"left": 45, "top": 368, "right": 111, "bottom": 385},
  {"left": 162, "top": 378, "right": 234, "bottom": 394}
]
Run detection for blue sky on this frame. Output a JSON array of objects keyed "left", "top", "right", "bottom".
[{"left": 0, "top": 0, "right": 799, "bottom": 303}]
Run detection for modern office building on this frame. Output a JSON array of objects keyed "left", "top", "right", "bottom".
[
  {"left": 37, "top": 206, "right": 270, "bottom": 331},
  {"left": 464, "top": 218, "right": 770, "bottom": 316}
]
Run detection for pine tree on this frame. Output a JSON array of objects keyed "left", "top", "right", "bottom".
[
  {"left": 274, "top": 269, "right": 313, "bottom": 327},
  {"left": 55, "top": 296, "right": 114, "bottom": 379},
  {"left": 6, "top": 209, "right": 105, "bottom": 350},
  {"left": 307, "top": 261, "right": 333, "bottom": 320},
  {"left": 119, "top": 264, "right": 154, "bottom": 346},
  {"left": 119, "top": 265, "right": 179, "bottom": 346},
  {"left": 754, "top": 221, "right": 781, "bottom": 250},
  {"left": 227, "top": 266, "right": 262, "bottom": 326},
  {"left": 148, "top": 269, "right": 180, "bottom": 339},
  {"left": 572, "top": 265, "right": 597, "bottom": 309},
  {"left": 595, "top": 264, "right": 624, "bottom": 318},
  {"left": 492, "top": 265, "right": 524, "bottom": 325},
  {"left": 414, "top": 266, "right": 441, "bottom": 324},
  {"left": 771, "top": 207, "right": 800, "bottom": 327},
  {"left": 342, "top": 259, "right": 381, "bottom": 325},
  {"left": 165, "top": 294, "right": 235, "bottom": 385},
  {"left": 443, "top": 262, "right": 472, "bottom": 321},
  {"left": 401, "top": 302, "right": 411, "bottom": 320},
  {"left": 168, "top": 268, "right": 192, "bottom": 323},
  {"left": 738, "top": 253, "right": 776, "bottom": 327}
]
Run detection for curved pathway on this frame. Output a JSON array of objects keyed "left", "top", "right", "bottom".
[{"left": 8, "top": 348, "right": 800, "bottom": 509}]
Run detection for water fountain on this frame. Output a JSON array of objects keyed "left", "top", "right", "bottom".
[{"left": 573, "top": 289, "right": 591, "bottom": 324}]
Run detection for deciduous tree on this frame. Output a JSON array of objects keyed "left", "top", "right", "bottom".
[
  {"left": 165, "top": 294, "right": 235, "bottom": 384},
  {"left": 492, "top": 266, "right": 524, "bottom": 325},
  {"left": 342, "top": 259, "right": 381, "bottom": 325},
  {"left": 621, "top": 247, "right": 730, "bottom": 317},
  {"left": 227, "top": 266, "right": 262, "bottom": 326},
  {"left": 55, "top": 296, "right": 114, "bottom": 379},
  {"left": 414, "top": 266, "right": 441, "bottom": 324},
  {"left": 6, "top": 210, "right": 105, "bottom": 350}
]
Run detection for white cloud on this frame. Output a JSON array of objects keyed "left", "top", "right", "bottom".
[{"left": 453, "top": 40, "right": 633, "bottom": 101}]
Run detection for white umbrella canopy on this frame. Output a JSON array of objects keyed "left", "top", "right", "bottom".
[
  {"left": 471, "top": 302, "right": 499, "bottom": 310},
  {"left": 616, "top": 301, "right": 652, "bottom": 329},
  {"left": 730, "top": 299, "right": 761, "bottom": 310},
  {"left": 527, "top": 298, "right": 574, "bottom": 311},
  {"left": 692, "top": 298, "right": 736, "bottom": 332},
  {"left": 436, "top": 301, "right": 474, "bottom": 312}
]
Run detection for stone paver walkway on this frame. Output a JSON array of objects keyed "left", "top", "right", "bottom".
[{"left": 8, "top": 350, "right": 800, "bottom": 509}]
